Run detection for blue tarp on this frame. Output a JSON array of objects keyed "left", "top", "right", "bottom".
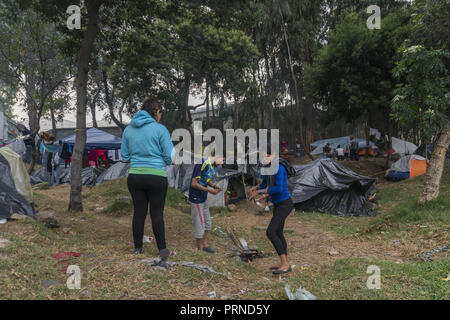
[
  {"left": 311, "top": 136, "right": 377, "bottom": 150},
  {"left": 62, "top": 128, "right": 121, "bottom": 150}
]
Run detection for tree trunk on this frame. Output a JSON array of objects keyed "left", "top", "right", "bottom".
[
  {"left": 27, "top": 107, "right": 39, "bottom": 174},
  {"left": 102, "top": 70, "right": 125, "bottom": 133},
  {"left": 418, "top": 120, "right": 450, "bottom": 205},
  {"left": 279, "top": 5, "right": 313, "bottom": 160},
  {"left": 69, "top": 0, "right": 102, "bottom": 212},
  {"left": 205, "top": 83, "right": 210, "bottom": 130},
  {"left": 365, "top": 118, "right": 370, "bottom": 159},
  {"left": 50, "top": 106, "right": 57, "bottom": 138}
]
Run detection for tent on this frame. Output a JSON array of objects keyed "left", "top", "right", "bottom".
[
  {"left": 0, "top": 111, "right": 30, "bottom": 156},
  {"left": 30, "top": 166, "right": 105, "bottom": 188},
  {"left": 0, "top": 146, "right": 34, "bottom": 219},
  {"left": 62, "top": 128, "right": 122, "bottom": 150},
  {"left": 386, "top": 155, "right": 427, "bottom": 181},
  {"left": 391, "top": 137, "right": 417, "bottom": 156},
  {"left": 95, "top": 162, "right": 130, "bottom": 186},
  {"left": 311, "top": 136, "right": 377, "bottom": 156},
  {"left": 289, "top": 159, "right": 377, "bottom": 216}
]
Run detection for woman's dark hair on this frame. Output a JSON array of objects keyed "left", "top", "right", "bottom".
[{"left": 141, "top": 97, "right": 162, "bottom": 118}]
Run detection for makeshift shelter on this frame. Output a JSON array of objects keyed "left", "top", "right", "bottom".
[
  {"left": 30, "top": 166, "right": 105, "bottom": 188},
  {"left": 311, "top": 136, "right": 377, "bottom": 156},
  {"left": 0, "top": 111, "right": 30, "bottom": 156},
  {"left": 386, "top": 155, "right": 427, "bottom": 181},
  {"left": 95, "top": 162, "right": 130, "bottom": 186},
  {"left": 391, "top": 137, "right": 418, "bottom": 156},
  {"left": 0, "top": 146, "right": 34, "bottom": 219},
  {"left": 289, "top": 159, "right": 377, "bottom": 216},
  {"left": 62, "top": 128, "right": 122, "bottom": 150}
]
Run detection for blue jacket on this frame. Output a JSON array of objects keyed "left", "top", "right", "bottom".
[
  {"left": 121, "top": 110, "right": 174, "bottom": 170},
  {"left": 259, "top": 163, "right": 291, "bottom": 205}
]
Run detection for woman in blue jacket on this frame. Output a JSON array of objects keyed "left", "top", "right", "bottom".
[
  {"left": 121, "top": 98, "right": 175, "bottom": 264},
  {"left": 249, "top": 145, "right": 294, "bottom": 275}
]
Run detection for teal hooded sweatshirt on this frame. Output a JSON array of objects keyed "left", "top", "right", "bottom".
[{"left": 121, "top": 110, "right": 175, "bottom": 177}]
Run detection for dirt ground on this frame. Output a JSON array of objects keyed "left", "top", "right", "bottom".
[{"left": 1, "top": 158, "right": 448, "bottom": 299}]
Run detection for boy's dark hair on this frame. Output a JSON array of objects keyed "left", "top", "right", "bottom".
[{"left": 142, "top": 97, "right": 162, "bottom": 118}]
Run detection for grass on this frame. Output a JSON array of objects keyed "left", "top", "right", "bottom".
[
  {"left": 293, "top": 166, "right": 450, "bottom": 238},
  {"left": 245, "top": 257, "right": 450, "bottom": 300},
  {"left": 0, "top": 164, "right": 448, "bottom": 300}
]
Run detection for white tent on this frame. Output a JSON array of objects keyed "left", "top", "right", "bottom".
[{"left": 391, "top": 137, "right": 418, "bottom": 156}]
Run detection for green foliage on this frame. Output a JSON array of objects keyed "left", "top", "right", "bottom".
[
  {"left": 305, "top": 8, "right": 412, "bottom": 132},
  {"left": 392, "top": 45, "right": 449, "bottom": 142}
]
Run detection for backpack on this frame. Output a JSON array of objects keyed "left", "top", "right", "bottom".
[
  {"left": 47, "top": 152, "right": 53, "bottom": 172},
  {"left": 280, "top": 158, "right": 296, "bottom": 177}
]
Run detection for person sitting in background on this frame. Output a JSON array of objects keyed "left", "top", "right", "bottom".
[
  {"left": 323, "top": 143, "right": 333, "bottom": 158},
  {"left": 335, "top": 145, "right": 345, "bottom": 161}
]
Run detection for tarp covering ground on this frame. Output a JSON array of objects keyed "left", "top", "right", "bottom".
[
  {"left": 289, "top": 159, "right": 377, "bottom": 216},
  {"left": 31, "top": 167, "right": 105, "bottom": 188},
  {"left": 0, "top": 146, "right": 34, "bottom": 219}
]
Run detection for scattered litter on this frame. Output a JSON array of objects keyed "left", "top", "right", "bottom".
[
  {"left": 207, "top": 291, "right": 216, "bottom": 298},
  {"left": 227, "top": 204, "right": 237, "bottom": 212},
  {"left": 40, "top": 279, "right": 61, "bottom": 288},
  {"left": 81, "top": 290, "right": 92, "bottom": 298},
  {"left": 392, "top": 239, "right": 401, "bottom": 247},
  {"left": 51, "top": 251, "right": 81, "bottom": 272},
  {"left": 0, "top": 238, "right": 11, "bottom": 248},
  {"left": 418, "top": 244, "right": 450, "bottom": 262},
  {"left": 285, "top": 284, "right": 317, "bottom": 300},
  {"left": 440, "top": 275, "right": 450, "bottom": 282},
  {"left": 328, "top": 250, "right": 339, "bottom": 256},
  {"left": 0, "top": 219, "right": 6, "bottom": 225},
  {"left": 51, "top": 252, "right": 81, "bottom": 259},
  {"left": 143, "top": 235, "right": 154, "bottom": 243},
  {"left": 141, "top": 258, "right": 230, "bottom": 279}
]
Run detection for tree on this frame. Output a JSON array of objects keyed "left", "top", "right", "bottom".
[
  {"left": 0, "top": 4, "right": 73, "bottom": 172},
  {"left": 392, "top": 45, "right": 449, "bottom": 204},
  {"left": 305, "top": 8, "right": 411, "bottom": 162}
]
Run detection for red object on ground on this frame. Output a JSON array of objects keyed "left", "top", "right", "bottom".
[
  {"left": 51, "top": 252, "right": 80, "bottom": 272},
  {"left": 51, "top": 251, "right": 81, "bottom": 259}
]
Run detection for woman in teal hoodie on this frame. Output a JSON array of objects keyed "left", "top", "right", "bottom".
[{"left": 121, "top": 98, "right": 175, "bottom": 264}]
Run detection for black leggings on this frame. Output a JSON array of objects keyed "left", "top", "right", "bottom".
[
  {"left": 266, "top": 198, "right": 293, "bottom": 256},
  {"left": 127, "top": 174, "right": 168, "bottom": 251}
]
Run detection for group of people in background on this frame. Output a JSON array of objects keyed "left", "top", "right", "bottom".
[
  {"left": 322, "top": 136, "right": 360, "bottom": 161},
  {"left": 39, "top": 134, "right": 72, "bottom": 187},
  {"left": 121, "top": 97, "right": 295, "bottom": 274}
]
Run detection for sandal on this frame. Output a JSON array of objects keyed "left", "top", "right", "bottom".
[
  {"left": 269, "top": 266, "right": 280, "bottom": 271},
  {"left": 272, "top": 266, "right": 292, "bottom": 275}
]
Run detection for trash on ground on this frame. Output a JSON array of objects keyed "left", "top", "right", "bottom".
[
  {"left": 328, "top": 250, "right": 339, "bottom": 256},
  {"left": 0, "top": 219, "right": 7, "bottom": 225},
  {"left": 207, "top": 291, "right": 216, "bottom": 298},
  {"left": 40, "top": 279, "right": 61, "bottom": 288},
  {"left": 285, "top": 284, "right": 317, "bottom": 300},
  {"left": 141, "top": 258, "right": 229, "bottom": 279},
  {"left": 143, "top": 235, "right": 154, "bottom": 243}
]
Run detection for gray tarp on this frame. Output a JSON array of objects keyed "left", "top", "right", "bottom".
[
  {"left": 95, "top": 162, "right": 130, "bottom": 186},
  {"left": 31, "top": 166, "right": 105, "bottom": 188},
  {"left": 289, "top": 159, "right": 376, "bottom": 216},
  {"left": 0, "top": 151, "right": 34, "bottom": 219}
]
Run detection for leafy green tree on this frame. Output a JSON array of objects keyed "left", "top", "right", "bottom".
[
  {"left": 305, "top": 8, "right": 411, "bottom": 158},
  {"left": 392, "top": 45, "right": 449, "bottom": 204}
]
